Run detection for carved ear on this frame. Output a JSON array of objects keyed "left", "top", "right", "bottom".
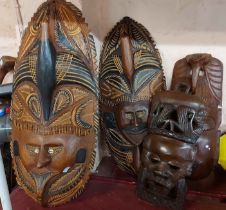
[{"left": 37, "top": 22, "right": 56, "bottom": 121}]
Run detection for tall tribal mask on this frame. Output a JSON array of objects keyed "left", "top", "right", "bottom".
[
  {"left": 11, "top": 0, "right": 98, "bottom": 207},
  {"left": 100, "top": 17, "right": 165, "bottom": 175}
]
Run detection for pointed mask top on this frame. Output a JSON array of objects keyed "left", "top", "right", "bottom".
[{"left": 119, "top": 17, "right": 134, "bottom": 82}]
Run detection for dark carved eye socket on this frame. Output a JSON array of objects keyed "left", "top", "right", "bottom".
[
  {"left": 153, "top": 105, "right": 163, "bottom": 116},
  {"left": 177, "top": 83, "right": 189, "bottom": 93},
  {"left": 150, "top": 155, "right": 160, "bottom": 163},
  {"left": 75, "top": 148, "right": 87, "bottom": 163},
  {"left": 168, "top": 162, "right": 180, "bottom": 170},
  {"left": 187, "top": 111, "right": 195, "bottom": 120},
  {"left": 13, "top": 141, "right": 20, "bottom": 156}
]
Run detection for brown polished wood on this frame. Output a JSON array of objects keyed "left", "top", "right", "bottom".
[
  {"left": 137, "top": 54, "right": 223, "bottom": 210},
  {"left": 100, "top": 17, "right": 165, "bottom": 175},
  {"left": 11, "top": 0, "right": 98, "bottom": 207},
  {"left": 171, "top": 53, "right": 223, "bottom": 128}
]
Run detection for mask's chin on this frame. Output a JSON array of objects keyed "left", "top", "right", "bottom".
[
  {"left": 146, "top": 171, "right": 176, "bottom": 193},
  {"left": 138, "top": 175, "right": 188, "bottom": 210},
  {"left": 122, "top": 125, "right": 147, "bottom": 145},
  {"left": 31, "top": 170, "right": 58, "bottom": 200}
]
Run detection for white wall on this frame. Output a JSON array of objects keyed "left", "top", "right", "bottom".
[{"left": 1, "top": 0, "right": 226, "bottom": 131}]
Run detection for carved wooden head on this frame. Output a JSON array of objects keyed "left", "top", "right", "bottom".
[
  {"left": 100, "top": 17, "right": 165, "bottom": 174},
  {"left": 137, "top": 92, "right": 208, "bottom": 210},
  {"left": 11, "top": 0, "right": 98, "bottom": 207},
  {"left": 137, "top": 133, "right": 193, "bottom": 210},
  {"left": 137, "top": 54, "right": 223, "bottom": 209}
]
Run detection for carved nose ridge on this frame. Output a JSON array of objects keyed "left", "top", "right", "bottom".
[
  {"left": 158, "top": 162, "right": 169, "bottom": 171},
  {"left": 36, "top": 149, "right": 51, "bottom": 168},
  {"left": 134, "top": 117, "right": 139, "bottom": 127},
  {"left": 192, "top": 67, "right": 200, "bottom": 94}
]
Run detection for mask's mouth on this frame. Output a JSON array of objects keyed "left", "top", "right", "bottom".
[
  {"left": 138, "top": 175, "right": 188, "bottom": 210},
  {"left": 142, "top": 169, "right": 177, "bottom": 193},
  {"left": 123, "top": 124, "right": 147, "bottom": 135},
  {"left": 153, "top": 172, "right": 174, "bottom": 189}
]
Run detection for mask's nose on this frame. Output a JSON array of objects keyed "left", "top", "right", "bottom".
[
  {"left": 130, "top": 113, "right": 139, "bottom": 127},
  {"left": 36, "top": 147, "right": 51, "bottom": 168},
  {"left": 133, "top": 116, "right": 139, "bottom": 127}
]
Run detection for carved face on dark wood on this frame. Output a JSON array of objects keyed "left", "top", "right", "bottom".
[
  {"left": 137, "top": 133, "right": 195, "bottom": 210},
  {"left": 137, "top": 54, "right": 223, "bottom": 209},
  {"left": 115, "top": 101, "right": 149, "bottom": 145},
  {"left": 141, "top": 134, "right": 195, "bottom": 191},
  {"left": 147, "top": 91, "right": 219, "bottom": 179}
]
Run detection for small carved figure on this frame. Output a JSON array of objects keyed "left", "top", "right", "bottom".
[
  {"left": 100, "top": 17, "right": 165, "bottom": 175},
  {"left": 11, "top": 0, "right": 98, "bottom": 207}
]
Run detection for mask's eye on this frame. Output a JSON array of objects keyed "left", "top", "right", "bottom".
[
  {"left": 125, "top": 112, "right": 134, "bottom": 120},
  {"left": 168, "top": 161, "right": 180, "bottom": 170},
  {"left": 47, "top": 146, "right": 63, "bottom": 156},
  {"left": 150, "top": 155, "right": 160, "bottom": 163},
  {"left": 136, "top": 110, "right": 146, "bottom": 119},
  {"left": 75, "top": 148, "right": 87, "bottom": 163},
  {"left": 26, "top": 144, "right": 40, "bottom": 156}
]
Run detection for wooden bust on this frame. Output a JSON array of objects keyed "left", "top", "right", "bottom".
[
  {"left": 11, "top": 0, "right": 98, "bottom": 207},
  {"left": 137, "top": 54, "right": 223, "bottom": 210},
  {"left": 100, "top": 17, "right": 165, "bottom": 175}
]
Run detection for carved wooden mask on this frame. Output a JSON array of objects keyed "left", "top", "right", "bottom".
[
  {"left": 137, "top": 54, "right": 223, "bottom": 209},
  {"left": 137, "top": 91, "right": 210, "bottom": 210},
  {"left": 100, "top": 17, "right": 165, "bottom": 174},
  {"left": 11, "top": 0, "right": 98, "bottom": 207},
  {"left": 171, "top": 53, "right": 223, "bottom": 128}
]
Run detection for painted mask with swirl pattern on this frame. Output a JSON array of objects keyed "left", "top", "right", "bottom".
[
  {"left": 11, "top": 0, "right": 98, "bottom": 207},
  {"left": 100, "top": 17, "right": 165, "bottom": 175}
]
